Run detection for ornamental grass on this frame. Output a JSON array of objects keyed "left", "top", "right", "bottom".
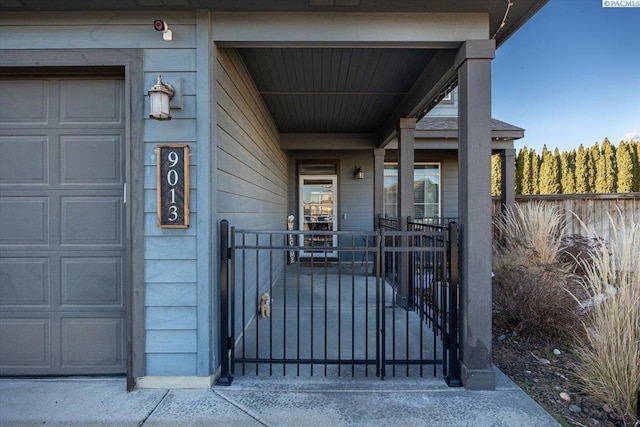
[{"left": 572, "top": 213, "right": 640, "bottom": 425}]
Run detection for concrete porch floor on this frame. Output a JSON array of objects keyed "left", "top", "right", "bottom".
[{"left": 234, "top": 262, "right": 445, "bottom": 379}]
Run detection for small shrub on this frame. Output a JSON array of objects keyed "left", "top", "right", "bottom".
[
  {"left": 559, "top": 234, "right": 603, "bottom": 279},
  {"left": 573, "top": 213, "right": 640, "bottom": 425},
  {"left": 558, "top": 234, "right": 603, "bottom": 304},
  {"left": 492, "top": 257, "right": 580, "bottom": 340}
]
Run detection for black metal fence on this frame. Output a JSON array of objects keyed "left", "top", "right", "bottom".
[
  {"left": 217, "top": 219, "right": 460, "bottom": 386},
  {"left": 377, "top": 217, "right": 460, "bottom": 385}
]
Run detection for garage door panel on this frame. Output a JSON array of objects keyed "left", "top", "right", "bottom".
[
  {"left": 61, "top": 257, "right": 122, "bottom": 307},
  {"left": 0, "top": 318, "right": 51, "bottom": 367},
  {"left": 0, "top": 258, "right": 49, "bottom": 307},
  {"left": 61, "top": 197, "right": 122, "bottom": 245},
  {"left": 0, "top": 197, "right": 49, "bottom": 245},
  {"left": 0, "top": 136, "right": 49, "bottom": 184},
  {"left": 61, "top": 135, "right": 122, "bottom": 184},
  {"left": 61, "top": 317, "right": 124, "bottom": 369},
  {"left": 59, "top": 80, "right": 123, "bottom": 124},
  {"left": 0, "top": 74, "right": 126, "bottom": 376},
  {"left": 0, "top": 80, "right": 49, "bottom": 124}
]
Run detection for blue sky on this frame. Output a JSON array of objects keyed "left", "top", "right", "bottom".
[{"left": 492, "top": 0, "right": 640, "bottom": 153}]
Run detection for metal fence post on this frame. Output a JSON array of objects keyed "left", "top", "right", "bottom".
[
  {"left": 446, "top": 222, "right": 462, "bottom": 386},
  {"left": 378, "top": 227, "right": 386, "bottom": 379},
  {"left": 216, "top": 220, "right": 233, "bottom": 386}
]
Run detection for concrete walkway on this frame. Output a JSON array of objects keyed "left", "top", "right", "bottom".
[
  {"left": 0, "top": 370, "right": 560, "bottom": 427},
  {"left": 1, "top": 266, "right": 560, "bottom": 426}
]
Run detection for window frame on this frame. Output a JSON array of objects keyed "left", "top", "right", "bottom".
[{"left": 383, "top": 162, "right": 441, "bottom": 219}]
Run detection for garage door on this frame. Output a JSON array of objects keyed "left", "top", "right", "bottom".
[{"left": 0, "top": 73, "right": 127, "bottom": 375}]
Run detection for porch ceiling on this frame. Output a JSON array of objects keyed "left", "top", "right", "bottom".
[{"left": 239, "top": 47, "right": 438, "bottom": 134}]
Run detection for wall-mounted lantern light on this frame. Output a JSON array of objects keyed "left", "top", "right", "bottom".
[
  {"left": 148, "top": 74, "right": 175, "bottom": 120},
  {"left": 355, "top": 166, "right": 364, "bottom": 180}
]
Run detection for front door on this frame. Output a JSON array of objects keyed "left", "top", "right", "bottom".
[{"left": 298, "top": 175, "right": 337, "bottom": 258}]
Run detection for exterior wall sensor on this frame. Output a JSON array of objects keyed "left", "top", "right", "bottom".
[{"left": 153, "top": 19, "right": 172, "bottom": 41}]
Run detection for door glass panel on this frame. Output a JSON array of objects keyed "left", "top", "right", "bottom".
[{"left": 299, "top": 175, "right": 337, "bottom": 257}]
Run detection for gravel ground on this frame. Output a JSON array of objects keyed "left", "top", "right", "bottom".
[{"left": 492, "top": 331, "right": 634, "bottom": 427}]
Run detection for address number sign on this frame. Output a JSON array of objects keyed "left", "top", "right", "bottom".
[{"left": 157, "top": 145, "right": 190, "bottom": 228}]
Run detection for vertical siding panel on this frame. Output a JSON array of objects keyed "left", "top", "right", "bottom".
[
  {"left": 609, "top": 199, "right": 617, "bottom": 240},
  {"left": 576, "top": 199, "right": 582, "bottom": 234},
  {"left": 586, "top": 198, "right": 595, "bottom": 236},
  {"left": 578, "top": 198, "right": 586, "bottom": 234},
  {"left": 603, "top": 199, "right": 609, "bottom": 240},
  {"left": 594, "top": 198, "right": 602, "bottom": 240},
  {"left": 563, "top": 198, "right": 572, "bottom": 235},
  {"left": 566, "top": 198, "right": 576, "bottom": 234},
  {"left": 626, "top": 198, "right": 634, "bottom": 226}
]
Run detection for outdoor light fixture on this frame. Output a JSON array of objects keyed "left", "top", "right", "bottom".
[
  {"left": 355, "top": 166, "right": 364, "bottom": 180},
  {"left": 148, "top": 74, "right": 175, "bottom": 120}
]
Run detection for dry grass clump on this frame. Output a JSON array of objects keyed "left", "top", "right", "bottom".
[
  {"left": 492, "top": 202, "right": 581, "bottom": 339},
  {"left": 572, "top": 214, "right": 640, "bottom": 425},
  {"left": 494, "top": 201, "right": 567, "bottom": 264}
]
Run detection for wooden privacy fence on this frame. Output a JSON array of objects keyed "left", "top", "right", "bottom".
[{"left": 492, "top": 193, "right": 640, "bottom": 241}]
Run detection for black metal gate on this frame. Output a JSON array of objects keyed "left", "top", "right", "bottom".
[{"left": 217, "top": 219, "right": 460, "bottom": 386}]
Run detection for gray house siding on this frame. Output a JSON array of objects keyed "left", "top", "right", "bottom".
[
  {"left": 338, "top": 151, "right": 375, "bottom": 232},
  {"left": 0, "top": 12, "right": 207, "bottom": 377},
  {"left": 288, "top": 150, "right": 374, "bottom": 232},
  {"left": 441, "top": 155, "right": 459, "bottom": 218},
  {"left": 215, "top": 47, "right": 288, "bottom": 337},
  {"left": 216, "top": 48, "right": 288, "bottom": 228},
  {"left": 141, "top": 20, "right": 200, "bottom": 377}
]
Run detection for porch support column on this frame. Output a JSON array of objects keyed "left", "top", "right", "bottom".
[
  {"left": 500, "top": 148, "right": 516, "bottom": 213},
  {"left": 373, "top": 148, "right": 386, "bottom": 229},
  {"left": 456, "top": 39, "right": 496, "bottom": 390},
  {"left": 397, "top": 118, "right": 415, "bottom": 308}
]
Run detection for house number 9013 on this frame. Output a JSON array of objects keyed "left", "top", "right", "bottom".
[{"left": 157, "top": 145, "right": 190, "bottom": 228}]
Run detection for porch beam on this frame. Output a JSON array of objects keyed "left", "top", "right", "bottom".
[
  {"left": 212, "top": 12, "right": 488, "bottom": 47},
  {"left": 378, "top": 49, "right": 458, "bottom": 147},
  {"left": 456, "top": 39, "right": 496, "bottom": 390},
  {"left": 281, "top": 133, "right": 377, "bottom": 150},
  {"left": 386, "top": 138, "right": 517, "bottom": 151}
]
